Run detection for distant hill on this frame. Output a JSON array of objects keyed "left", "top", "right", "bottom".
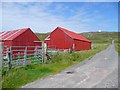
[
  {"left": 36, "top": 33, "right": 50, "bottom": 41},
  {"left": 80, "top": 32, "right": 119, "bottom": 44},
  {"left": 35, "top": 32, "right": 119, "bottom": 44}
]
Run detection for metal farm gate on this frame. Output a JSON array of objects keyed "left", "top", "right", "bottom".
[
  {"left": 2, "top": 43, "right": 71, "bottom": 70},
  {"left": 3, "top": 45, "right": 46, "bottom": 69}
]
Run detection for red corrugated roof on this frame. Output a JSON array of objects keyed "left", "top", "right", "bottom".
[
  {"left": 0, "top": 28, "right": 29, "bottom": 41},
  {"left": 57, "top": 27, "right": 91, "bottom": 42}
]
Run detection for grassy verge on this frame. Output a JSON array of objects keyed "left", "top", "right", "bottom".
[
  {"left": 115, "top": 43, "right": 120, "bottom": 55},
  {"left": 0, "top": 69, "right": 2, "bottom": 90},
  {"left": 2, "top": 44, "right": 109, "bottom": 88}
]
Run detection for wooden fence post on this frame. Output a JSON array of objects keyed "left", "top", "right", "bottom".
[
  {"left": 23, "top": 47, "right": 27, "bottom": 66},
  {"left": 44, "top": 43, "right": 47, "bottom": 63},
  {"left": 34, "top": 46, "right": 37, "bottom": 64},
  {"left": 41, "top": 42, "right": 47, "bottom": 64},
  {"left": 17, "top": 51, "right": 20, "bottom": 65},
  {"left": 10, "top": 46, "right": 13, "bottom": 64},
  {"left": 0, "top": 42, "right": 3, "bottom": 69},
  {"left": 5, "top": 46, "right": 7, "bottom": 59},
  {"left": 0, "top": 42, "right": 3, "bottom": 90},
  {"left": 42, "top": 43, "right": 44, "bottom": 64},
  {"left": 7, "top": 47, "right": 12, "bottom": 69}
]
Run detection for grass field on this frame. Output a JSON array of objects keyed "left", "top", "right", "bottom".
[
  {"left": 2, "top": 44, "right": 109, "bottom": 88},
  {"left": 81, "top": 32, "right": 118, "bottom": 44}
]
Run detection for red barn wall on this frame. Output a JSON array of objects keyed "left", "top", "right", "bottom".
[
  {"left": 3, "top": 41, "right": 12, "bottom": 55},
  {"left": 45, "top": 29, "right": 92, "bottom": 51},
  {"left": 46, "top": 29, "right": 73, "bottom": 49},
  {"left": 3, "top": 29, "right": 41, "bottom": 57},
  {"left": 4, "top": 41, "right": 13, "bottom": 48},
  {"left": 13, "top": 29, "right": 41, "bottom": 46},
  {"left": 74, "top": 40, "right": 91, "bottom": 51}
]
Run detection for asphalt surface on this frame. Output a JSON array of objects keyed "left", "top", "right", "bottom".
[{"left": 22, "top": 43, "right": 118, "bottom": 88}]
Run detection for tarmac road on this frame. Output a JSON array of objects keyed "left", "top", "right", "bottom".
[{"left": 22, "top": 43, "right": 118, "bottom": 88}]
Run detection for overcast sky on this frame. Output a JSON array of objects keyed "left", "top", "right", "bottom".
[{"left": 1, "top": 1, "right": 118, "bottom": 33}]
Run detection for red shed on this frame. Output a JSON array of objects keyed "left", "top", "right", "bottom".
[
  {"left": 44, "top": 27, "right": 92, "bottom": 51},
  {"left": 0, "top": 28, "right": 41, "bottom": 56}
]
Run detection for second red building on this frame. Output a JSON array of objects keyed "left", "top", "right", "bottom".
[{"left": 44, "top": 27, "right": 92, "bottom": 51}]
